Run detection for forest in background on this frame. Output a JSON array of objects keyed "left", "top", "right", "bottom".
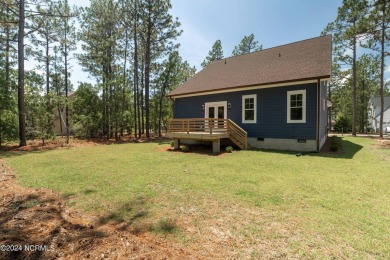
[{"left": 0, "top": 0, "right": 389, "bottom": 147}]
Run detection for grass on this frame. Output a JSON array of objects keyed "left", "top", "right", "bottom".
[{"left": 2, "top": 137, "right": 390, "bottom": 258}]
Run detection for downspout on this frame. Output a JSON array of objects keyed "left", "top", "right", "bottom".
[{"left": 317, "top": 79, "right": 321, "bottom": 152}]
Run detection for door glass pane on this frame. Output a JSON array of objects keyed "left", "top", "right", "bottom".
[
  {"left": 218, "top": 106, "right": 224, "bottom": 128},
  {"left": 218, "top": 106, "right": 224, "bottom": 119},
  {"left": 208, "top": 107, "right": 215, "bottom": 118}
]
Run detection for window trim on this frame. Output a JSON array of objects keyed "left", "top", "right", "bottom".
[
  {"left": 242, "top": 94, "right": 257, "bottom": 124},
  {"left": 287, "top": 90, "right": 306, "bottom": 123}
]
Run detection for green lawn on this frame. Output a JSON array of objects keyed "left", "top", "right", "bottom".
[{"left": 2, "top": 137, "right": 390, "bottom": 258}]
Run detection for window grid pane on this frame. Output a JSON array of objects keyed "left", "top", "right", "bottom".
[
  {"left": 290, "top": 93, "right": 303, "bottom": 120},
  {"left": 244, "top": 97, "right": 255, "bottom": 121}
]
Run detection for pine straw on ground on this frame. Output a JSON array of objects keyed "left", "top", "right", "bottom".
[
  {"left": 0, "top": 160, "right": 196, "bottom": 260},
  {"left": 0, "top": 159, "right": 367, "bottom": 259},
  {"left": 1, "top": 137, "right": 383, "bottom": 258},
  {"left": 376, "top": 138, "right": 390, "bottom": 148},
  {"left": 0, "top": 136, "right": 167, "bottom": 152}
]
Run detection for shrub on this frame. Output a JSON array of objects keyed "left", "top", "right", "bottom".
[
  {"left": 170, "top": 140, "right": 174, "bottom": 147},
  {"left": 181, "top": 145, "right": 189, "bottom": 153},
  {"left": 71, "top": 83, "right": 103, "bottom": 138},
  {"left": 225, "top": 146, "right": 233, "bottom": 153},
  {"left": 330, "top": 136, "right": 339, "bottom": 151},
  {"left": 330, "top": 143, "right": 339, "bottom": 151},
  {"left": 334, "top": 116, "right": 352, "bottom": 133}
]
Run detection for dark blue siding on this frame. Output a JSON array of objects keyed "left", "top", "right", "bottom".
[{"left": 174, "top": 83, "right": 318, "bottom": 140}]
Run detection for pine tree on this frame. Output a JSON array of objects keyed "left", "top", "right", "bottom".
[
  {"left": 140, "top": 0, "right": 181, "bottom": 138},
  {"left": 156, "top": 51, "right": 196, "bottom": 136},
  {"left": 366, "top": 0, "right": 390, "bottom": 137},
  {"left": 78, "top": 0, "right": 122, "bottom": 139},
  {"left": 356, "top": 54, "right": 380, "bottom": 132},
  {"left": 201, "top": 40, "right": 223, "bottom": 68},
  {"left": 0, "top": 1, "right": 18, "bottom": 146},
  {"left": 29, "top": 2, "right": 58, "bottom": 95},
  {"left": 232, "top": 33, "right": 262, "bottom": 56},
  {"left": 57, "top": 0, "right": 77, "bottom": 144},
  {"left": 323, "top": 0, "right": 368, "bottom": 136}
]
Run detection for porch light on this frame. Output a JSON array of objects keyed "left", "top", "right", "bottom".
[
  {"left": 228, "top": 103, "right": 231, "bottom": 109},
  {"left": 201, "top": 105, "right": 204, "bottom": 110}
]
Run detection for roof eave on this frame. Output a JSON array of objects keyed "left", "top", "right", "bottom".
[{"left": 168, "top": 75, "right": 331, "bottom": 98}]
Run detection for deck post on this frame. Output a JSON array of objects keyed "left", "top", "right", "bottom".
[
  {"left": 174, "top": 139, "right": 180, "bottom": 150},
  {"left": 212, "top": 139, "right": 220, "bottom": 154}
]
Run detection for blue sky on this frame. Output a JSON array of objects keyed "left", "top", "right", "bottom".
[
  {"left": 171, "top": 0, "right": 342, "bottom": 68},
  {"left": 42, "top": 0, "right": 388, "bottom": 86}
]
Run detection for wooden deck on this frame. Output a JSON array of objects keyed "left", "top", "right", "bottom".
[
  {"left": 167, "top": 118, "right": 248, "bottom": 153},
  {"left": 166, "top": 131, "right": 229, "bottom": 141}
]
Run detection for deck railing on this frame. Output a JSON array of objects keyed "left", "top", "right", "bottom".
[
  {"left": 167, "top": 118, "right": 247, "bottom": 149},
  {"left": 227, "top": 119, "right": 248, "bottom": 149}
]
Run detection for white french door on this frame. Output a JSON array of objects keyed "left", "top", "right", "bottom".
[{"left": 204, "top": 101, "right": 227, "bottom": 130}]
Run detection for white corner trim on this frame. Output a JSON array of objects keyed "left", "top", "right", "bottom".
[
  {"left": 242, "top": 94, "right": 257, "bottom": 123},
  {"left": 287, "top": 89, "right": 306, "bottom": 123}
]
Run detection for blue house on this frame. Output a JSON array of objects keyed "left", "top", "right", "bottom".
[{"left": 167, "top": 35, "right": 332, "bottom": 153}]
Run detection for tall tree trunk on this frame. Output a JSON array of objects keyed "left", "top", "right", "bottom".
[
  {"left": 102, "top": 70, "right": 107, "bottom": 136},
  {"left": 158, "top": 93, "right": 163, "bottom": 137},
  {"left": 379, "top": 0, "right": 386, "bottom": 138},
  {"left": 121, "top": 29, "right": 129, "bottom": 137},
  {"left": 46, "top": 36, "right": 50, "bottom": 94},
  {"left": 18, "top": 0, "right": 26, "bottom": 147},
  {"left": 5, "top": 6, "right": 10, "bottom": 92},
  {"left": 106, "top": 71, "right": 111, "bottom": 140},
  {"left": 140, "top": 61, "right": 144, "bottom": 135},
  {"left": 1, "top": 7, "right": 11, "bottom": 147},
  {"left": 133, "top": 1, "right": 139, "bottom": 139},
  {"left": 352, "top": 34, "right": 357, "bottom": 136},
  {"left": 144, "top": 10, "right": 151, "bottom": 138},
  {"left": 64, "top": 18, "right": 70, "bottom": 144},
  {"left": 54, "top": 48, "right": 63, "bottom": 135},
  {"left": 359, "top": 77, "right": 365, "bottom": 133}
]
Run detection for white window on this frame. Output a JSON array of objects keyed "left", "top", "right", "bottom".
[
  {"left": 287, "top": 90, "right": 306, "bottom": 123},
  {"left": 242, "top": 94, "right": 257, "bottom": 123}
]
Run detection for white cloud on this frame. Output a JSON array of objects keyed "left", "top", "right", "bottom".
[
  {"left": 343, "top": 48, "right": 353, "bottom": 58},
  {"left": 25, "top": 62, "right": 45, "bottom": 76},
  {"left": 177, "top": 22, "right": 212, "bottom": 71}
]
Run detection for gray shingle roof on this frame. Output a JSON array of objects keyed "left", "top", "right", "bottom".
[{"left": 169, "top": 35, "right": 332, "bottom": 97}]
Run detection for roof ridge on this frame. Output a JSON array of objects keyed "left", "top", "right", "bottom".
[{"left": 214, "top": 34, "right": 332, "bottom": 63}]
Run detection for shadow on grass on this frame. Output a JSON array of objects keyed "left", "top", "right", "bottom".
[
  {"left": 98, "top": 196, "right": 149, "bottom": 226},
  {"left": 311, "top": 139, "right": 363, "bottom": 159},
  {"left": 97, "top": 196, "right": 179, "bottom": 235},
  {"left": 0, "top": 149, "right": 59, "bottom": 160},
  {"left": 248, "top": 138, "right": 363, "bottom": 159},
  {"left": 0, "top": 139, "right": 172, "bottom": 160},
  {"left": 167, "top": 144, "right": 237, "bottom": 157}
]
